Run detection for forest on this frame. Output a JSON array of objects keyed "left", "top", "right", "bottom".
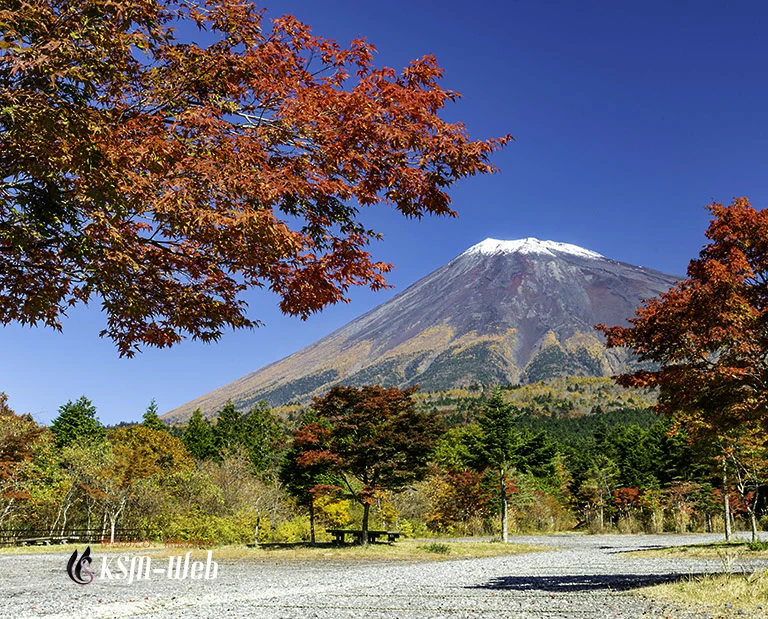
[{"left": 0, "top": 376, "right": 757, "bottom": 546}]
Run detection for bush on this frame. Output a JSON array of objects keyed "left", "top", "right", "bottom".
[
  {"left": 270, "top": 516, "right": 311, "bottom": 543},
  {"left": 421, "top": 542, "right": 450, "bottom": 554}
]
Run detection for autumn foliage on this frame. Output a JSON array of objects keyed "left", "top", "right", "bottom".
[
  {"left": 598, "top": 198, "right": 768, "bottom": 437},
  {"left": 0, "top": 0, "right": 510, "bottom": 355}
]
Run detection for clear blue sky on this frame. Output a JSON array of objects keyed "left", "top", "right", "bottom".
[{"left": 3, "top": 0, "right": 767, "bottom": 425}]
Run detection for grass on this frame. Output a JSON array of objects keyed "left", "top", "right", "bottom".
[
  {"left": 633, "top": 540, "right": 768, "bottom": 617},
  {"left": 642, "top": 570, "right": 768, "bottom": 617},
  {"left": 627, "top": 540, "right": 768, "bottom": 560},
  {"left": 0, "top": 539, "right": 549, "bottom": 563}
]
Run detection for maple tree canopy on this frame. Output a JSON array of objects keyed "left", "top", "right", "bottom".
[
  {"left": 0, "top": 0, "right": 510, "bottom": 356},
  {"left": 598, "top": 198, "right": 768, "bottom": 437}
]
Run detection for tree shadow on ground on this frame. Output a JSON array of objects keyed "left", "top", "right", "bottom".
[{"left": 469, "top": 572, "right": 709, "bottom": 592}]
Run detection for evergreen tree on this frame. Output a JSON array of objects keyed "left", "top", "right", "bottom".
[
  {"left": 141, "top": 399, "right": 166, "bottom": 432},
  {"left": 243, "top": 401, "right": 284, "bottom": 475},
  {"left": 476, "top": 386, "right": 522, "bottom": 543},
  {"left": 212, "top": 400, "right": 244, "bottom": 459},
  {"left": 182, "top": 409, "right": 215, "bottom": 460},
  {"left": 49, "top": 396, "right": 105, "bottom": 448}
]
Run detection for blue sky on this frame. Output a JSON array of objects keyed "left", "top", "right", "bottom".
[{"left": 3, "top": 0, "right": 768, "bottom": 425}]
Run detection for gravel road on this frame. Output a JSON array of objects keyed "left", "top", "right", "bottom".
[{"left": 2, "top": 533, "right": 766, "bottom": 618}]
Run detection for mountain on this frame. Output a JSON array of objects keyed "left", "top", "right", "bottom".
[{"left": 163, "top": 238, "right": 680, "bottom": 422}]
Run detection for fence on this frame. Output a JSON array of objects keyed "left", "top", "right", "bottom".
[{"left": 0, "top": 528, "right": 146, "bottom": 546}]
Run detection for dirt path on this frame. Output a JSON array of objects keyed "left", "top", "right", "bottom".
[{"left": 1, "top": 533, "right": 764, "bottom": 618}]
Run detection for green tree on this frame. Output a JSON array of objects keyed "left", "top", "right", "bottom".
[
  {"left": 141, "top": 399, "right": 166, "bottom": 432},
  {"left": 476, "top": 387, "right": 522, "bottom": 542},
  {"left": 313, "top": 385, "right": 440, "bottom": 543},
  {"left": 49, "top": 396, "right": 105, "bottom": 448},
  {"left": 243, "top": 401, "right": 285, "bottom": 476},
  {"left": 212, "top": 400, "right": 244, "bottom": 459},
  {"left": 580, "top": 454, "right": 619, "bottom": 531},
  {"left": 181, "top": 409, "right": 215, "bottom": 461}
]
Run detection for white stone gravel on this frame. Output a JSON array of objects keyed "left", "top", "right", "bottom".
[{"left": 1, "top": 533, "right": 766, "bottom": 618}]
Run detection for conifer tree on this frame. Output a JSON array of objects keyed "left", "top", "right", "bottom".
[
  {"left": 212, "top": 400, "right": 244, "bottom": 459},
  {"left": 476, "top": 387, "right": 522, "bottom": 543},
  {"left": 141, "top": 399, "right": 166, "bottom": 432},
  {"left": 243, "top": 401, "right": 284, "bottom": 475},
  {"left": 49, "top": 396, "right": 105, "bottom": 448},
  {"left": 181, "top": 409, "right": 215, "bottom": 461}
]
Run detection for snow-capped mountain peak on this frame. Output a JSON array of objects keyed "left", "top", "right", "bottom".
[{"left": 465, "top": 237, "right": 604, "bottom": 260}]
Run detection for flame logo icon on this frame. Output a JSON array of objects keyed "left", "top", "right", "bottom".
[{"left": 66, "top": 546, "right": 93, "bottom": 585}]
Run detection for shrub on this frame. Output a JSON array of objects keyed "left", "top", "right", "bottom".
[{"left": 421, "top": 542, "right": 450, "bottom": 554}]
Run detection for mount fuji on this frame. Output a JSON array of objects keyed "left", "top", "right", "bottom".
[{"left": 164, "top": 238, "right": 680, "bottom": 422}]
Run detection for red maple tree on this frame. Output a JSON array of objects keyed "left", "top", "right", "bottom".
[
  {"left": 0, "top": 0, "right": 510, "bottom": 355},
  {"left": 598, "top": 197, "right": 768, "bottom": 437}
]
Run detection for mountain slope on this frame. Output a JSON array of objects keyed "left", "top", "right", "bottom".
[{"left": 163, "top": 238, "right": 679, "bottom": 422}]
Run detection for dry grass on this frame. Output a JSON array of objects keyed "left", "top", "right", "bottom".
[
  {"left": 635, "top": 541, "right": 768, "bottom": 617},
  {"left": 0, "top": 540, "right": 549, "bottom": 563},
  {"left": 643, "top": 570, "right": 768, "bottom": 618},
  {"left": 627, "top": 540, "right": 768, "bottom": 561}
]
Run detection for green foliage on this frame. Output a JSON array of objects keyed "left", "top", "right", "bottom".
[
  {"left": 212, "top": 400, "right": 244, "bottom": 457},
  {"left": 157, "top": 511, "right": 259, "bottom": 545},
  {"left": 433, "top": 425, "right": 483, "bottom": 471},
  {"left": 182, "top": 409, "right": 215, "bottom": 461},
  {"left": 476, "top": 387, "right": 522, "bottom": 472},
  {"left": 270, "top": 516, "right": 312, "bottom": 543},
  {"left": 141, "top": 399, "right": 166, "bottom": 432},
  {"left": 243, "top": 401, "right": 285, "bottom": 474},
  {"left": 49, "top": 396, "right": 105, "bottom": 448},
  {"left": 209, "top": 399, "right": 285, "bottom": 475},
  {"left": 422, "top": 542, "right": 450, "bottom": 554}
]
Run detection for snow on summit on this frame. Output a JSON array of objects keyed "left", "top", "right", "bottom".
[{"left": 464, "top": 238, "right": 605, "bottom": 260}]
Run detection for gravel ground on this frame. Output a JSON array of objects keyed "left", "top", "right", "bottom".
[{"left": 2, "top": 533, "right": 767, "bottom": 619}]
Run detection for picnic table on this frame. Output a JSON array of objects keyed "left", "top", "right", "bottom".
[{"left": 326, "top": 529, "right": 403, "bottom": 545}]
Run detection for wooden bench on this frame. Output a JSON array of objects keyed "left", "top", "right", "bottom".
[{"left": 326, "top": 529, "right": 403, "bottom": 545}]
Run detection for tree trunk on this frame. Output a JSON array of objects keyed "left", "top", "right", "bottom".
[
  {"left": 750, "top": 509, "right": 758, "bottom": 542},
  {"left": 598, "top": 487, "right": 604, "bottom": 531},
  {"left": 362, "top": 502, "right": 370, "bottom": 545},
  {"left": 723, "top": 461, "right": 732, "bottom": 542},
  {"left": 309, "top": 499, "right": 316, "bottom": 546},
  {"left": 100, "top": 510, "right": 107, "bottom": 540},
  {"left": 500, "top": 468, "right": 508, "bottom": 543}
]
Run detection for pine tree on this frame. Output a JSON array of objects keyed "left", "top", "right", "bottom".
[
  {"left": 477, "top": 386, "right": 522, "bottom": 543},
  {"left": 212, "top": 400, "right": 244, "bottom": 459},
  {"left": 49, "top": 396, "right": 105, "bottom": 448},
  {"left": 181, "top": 409, "right": 215, "bottom": 461},
  {"left": 243, "top": 401, "right": 284, "bottom": 475},
  {"left": 141, "top": 399, "right": 166, "bottom": 432}
]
